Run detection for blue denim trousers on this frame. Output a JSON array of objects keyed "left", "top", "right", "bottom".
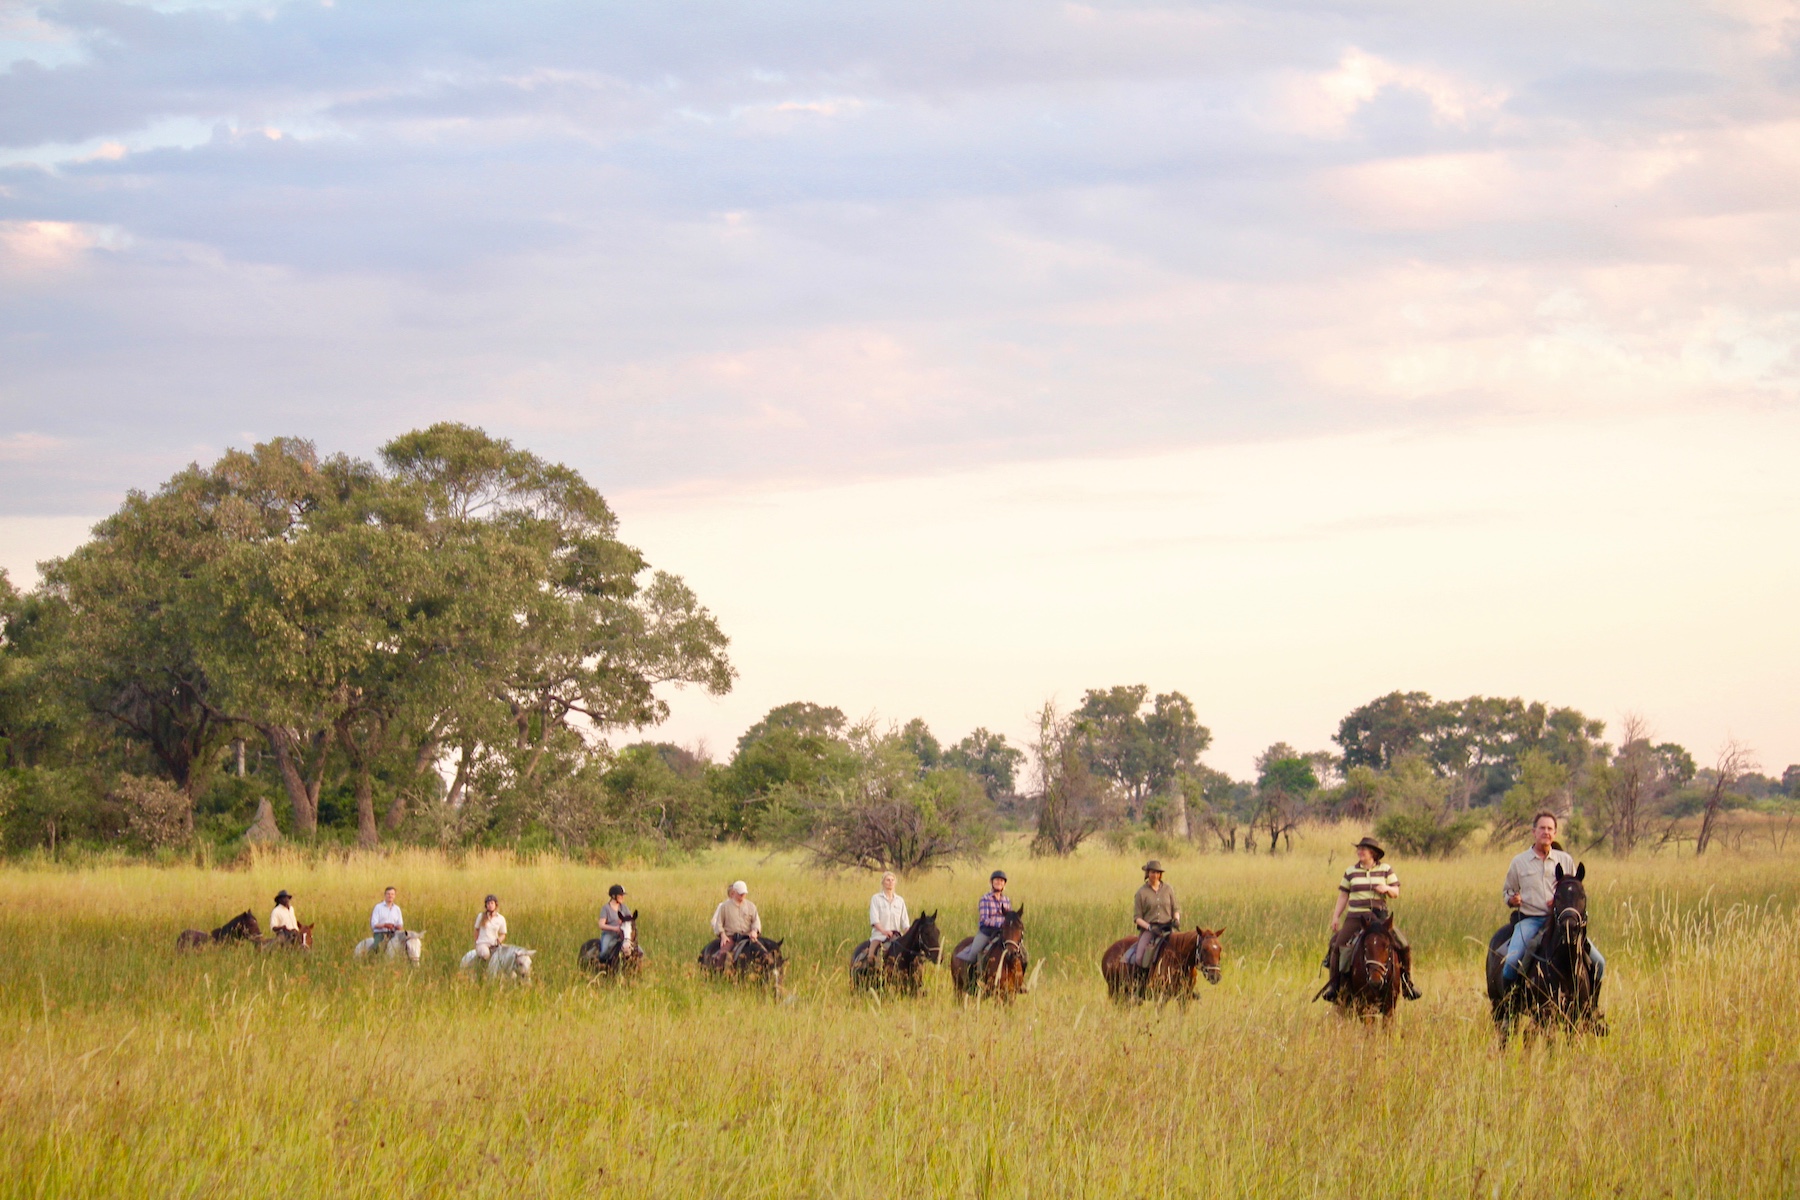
[{"left": 1502, "top": 915, "right": 1605, "bottom": 981}]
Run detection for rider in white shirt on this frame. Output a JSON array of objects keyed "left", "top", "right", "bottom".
[
  {"left": 270, "top": 889, "right": 298, "bottom": 932},
  {"left": 370, "top": 886, "right": 404, "bottom": 945},
  {"left": 868, "top": 871, "right": 910, "bottom": 958},
  {"left": 472, "top": 894, "right": 508, "bottom": 960}
]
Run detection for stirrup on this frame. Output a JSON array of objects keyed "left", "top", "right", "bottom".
[{"left": 1401, "top": 974, "right": 1421, "bottom": 1001}]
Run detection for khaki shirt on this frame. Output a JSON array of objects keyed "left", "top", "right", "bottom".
[
  {"left": 1504, "top": 846, "right": 1575, "bottom": 917},
  {"left": 1133, "top": 881, "right": 1179, "bottom": 926},
  {"left": 713, "top": 898, "right": 761, "bottom": 937}
]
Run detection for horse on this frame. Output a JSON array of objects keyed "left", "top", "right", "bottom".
[
  {"left": 460, "top": 944, "right": 536, "bottom": 979},
  {"left": 1328, "top": 911, "right": 1401, "bottom": 1019},
  {"left": 261, "top": 923, "right": 314, "bottom": 951},
  {"left": 176, "top": 910, "right": 263, "bottom": 951},
  {"left": 850, "top": 910, "right": 942, "bottom": 995},
  {"left": 1488, "top": 862, "right": 1607, "bottom": 1039},
  {"left": 950, "top": 906, "right": 1028, "bottom": 1002},
  {"left": 354, "top": 930, "right": 424, "bottom": 967},
  {"left": 579, "top": 909, "right": 643, "bottom": 978},
  {"left": 700, "top": 934, "right": 786, "bottom": 991},
  {"left": 1100, "top": 926, "right": 1225, "bottom": 1003}
]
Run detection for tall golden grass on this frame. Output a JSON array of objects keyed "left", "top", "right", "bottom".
[{"left": 0, "top": 827, "right": 1795, "bottom": 1198}]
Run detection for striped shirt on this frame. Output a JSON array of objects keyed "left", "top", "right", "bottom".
[
  {"left": 977, "top": 891, "right": 1013, "bottom": 932},
  {"left": 1339, "top": 863, "right": 1397, "bottom": 913}
]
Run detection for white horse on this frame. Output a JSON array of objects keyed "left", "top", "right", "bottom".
[
  {"left": 460, "top": 944, "right": 536, "bottom": 979},
  {"left": 354, "top": 930, "right": 424, "bottom": 966}
]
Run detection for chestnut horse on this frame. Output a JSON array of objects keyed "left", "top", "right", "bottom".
[
  {"left": 950, "top": 906, "right": 1027, "bottom": 1002},
  {"left": 262, "top": 923, "right": 314, "bottom": 950},
  {"left": 1329, "top": 911, "right": 1400, "bottom": 1019},
  {"left": 851, "top": 910, "right": 942, "bottom": 995},
  {"left": 1100, "top": 926, "right": 1225, "bottom": 1003},
  {"left": 1488, "top": 862, "right": 1606, "bottom": 1039}
]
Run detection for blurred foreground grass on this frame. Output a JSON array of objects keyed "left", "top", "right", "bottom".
[{"left": 1, "top": 828, "right": 1796, "bottom": 1198}]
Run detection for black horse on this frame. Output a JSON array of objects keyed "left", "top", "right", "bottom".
[
  {"left": 1487, "top": 862, "right": 1607, "bottom": 1039},
  {"left": 700, "top": 934, "right": 787, "bottom": 991},
  {"left": 176, "top": 910, "right": 263, "bottom": 951},
  {"left": 850, "top": 910, "right": 942, "bottom": 995}
]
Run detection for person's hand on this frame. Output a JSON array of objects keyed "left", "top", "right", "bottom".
[
  {"left": 1506, "top": 892, "right": 1522, "bottom": 908},
  {"left": 1330, "top": 921, "right": 1340, "bottom": 935}
]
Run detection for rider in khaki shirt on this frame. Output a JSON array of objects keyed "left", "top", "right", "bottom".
[{"left": 1123, "top": 861, "right": 1179, "bottom": 978}]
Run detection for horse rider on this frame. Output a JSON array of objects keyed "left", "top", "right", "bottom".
[
  {"left": 953, "top": 869, "right": 1014, "bottom": 990},
  {"left": 864, "top": 871, "right": 911, "bottom": 965},
  {"left": 1321, "top": 836, "right": 1420, "bottom": 1002},
  {"left": 270, "top": 890, "right": 298, "bottom": 936},
  {"left": 705, "top": 880, "right": 762, "bottom": 964},
  {"left": 1122, "top": 860, "right": 1179, "bottom": 984},
  {"left": 596, "top": 884, "right": 629, "bottom": 963},
  {"left": 472, "top": 894, "right": 508, "bottom": 962},
  {"left": 1501, "top": 811, "right": 1605, "bottom": 987},
  {"left": 370, "top": 886, "right": 404, "bottom": 947}
]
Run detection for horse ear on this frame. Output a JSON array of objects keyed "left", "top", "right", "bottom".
[
  {"left": 1214, "top": 927, "right": 1225, "bottom": 937},
  {"left": 1575, "top": 862, "right": 1585, "bottom": 881},
  {"left": 1555, "top": 863, "right": 1565, "bottom": 881}
]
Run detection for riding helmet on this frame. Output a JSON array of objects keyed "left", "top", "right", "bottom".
[
  {"left": 608, "top": 884, "right": 626, "bottom": 898},
  {"left": 484, "top": 893, "right": 499, "bottom": 904},
  {"left": 1353, "top": 836, "right": 1385, "bottom": 861},
  {"left": 990, "top": 870, "right": 1008, "bottom": 882},
  {"left": 274, "top": 889, "right": 292, "bottom": 904}
]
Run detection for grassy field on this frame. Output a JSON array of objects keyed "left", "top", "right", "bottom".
[{"left": 1, "top": 828, "right": 1796, "bottom": 1198}]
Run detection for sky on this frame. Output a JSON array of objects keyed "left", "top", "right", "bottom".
[{"left": 1, "top": 0, "right": 1797, "bottom": 776}]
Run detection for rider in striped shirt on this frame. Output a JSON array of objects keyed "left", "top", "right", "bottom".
[{"left": 1319, "top": 837, "right": 1420, "bottom": 1002}]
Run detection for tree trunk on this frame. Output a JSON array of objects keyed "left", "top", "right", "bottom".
[
  {"left": 355, "top": 764, "right": 378, "bottom": 848},
  {"left": 265, "top": 726, "right": 319, "bottom": 835}
]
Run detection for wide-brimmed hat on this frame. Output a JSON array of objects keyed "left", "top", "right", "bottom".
[
  {"left": 1141, "top": 860, "right": 1165, "bottom": 874},
  {"left": 274, "top": 889, "right": 292, "bottom": 904},
  {"left": 1353, "top": 836, "right": 1385, "bottom": 861},
  {"left": 608, "top": 884, "right": 626, "bottom": 898},
  {"left": 990, "top": 869, "right": 1008, "bottom": 882}
]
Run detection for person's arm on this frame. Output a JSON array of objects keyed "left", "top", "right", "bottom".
[
  {"left": 710, "top": 903, "right": 725, "bottom": 936},
  {"left": 1330, "top": 890, "right": 1348, "bottom": 932},
  {"left": 1503, "top": 859, "right": 1522, "bottom": 908},
  {"left": 1379, "top": 871, "right": 1400, "bottom": 899},
  {"left": 1134, "top": 890, "right": 1151, "bottom": 932},
  {"left": 750, "top": 905, "right": 762, "bottom": 938},
  {"left": 495, "top": 917, "right": 506, "bottom": 945}
]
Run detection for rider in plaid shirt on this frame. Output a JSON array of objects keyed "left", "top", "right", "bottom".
[{"left": 954, "top": 870, "right": 1014, "bottom": 984}]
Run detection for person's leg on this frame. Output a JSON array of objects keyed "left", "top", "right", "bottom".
[
  {"left": 1588, "top": 941, "right": 1605, "bottom": 983},
  {"left": 1391, "top": 926, "right": 1420, "bottom": 999},
  {"left": 956, "top": 931, "right": 990, "bottom": 964},
  {"left": 1501, "top": 917, "right": 1544, "bottom": 982},
  {"left": 598, "top": 932, "right": 619, "bottom": 962}
]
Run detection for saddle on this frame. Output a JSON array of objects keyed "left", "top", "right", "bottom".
[{"left": 1134, "top": 922, "right": 1175, "bottom": 968}]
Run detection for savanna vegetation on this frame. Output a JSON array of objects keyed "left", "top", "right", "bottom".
[{"left": 1, "top": 833, "right": 1796, "bottom": 1198}]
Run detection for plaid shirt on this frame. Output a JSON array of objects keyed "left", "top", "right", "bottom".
[{"left": 977, "top": 891, "right": 1013, "bottom": 932}]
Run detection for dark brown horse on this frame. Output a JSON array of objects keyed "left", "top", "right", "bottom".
[
  {"left": 176, "top": 910, "right": 263, "bottom": 951},
  {"left": 950, "top": 906, "right": 1027, "bottom": 1002},
  {"left": 580, "top": 908, "right": 643, "bottom": 979},
  {"left": 262, "top": 922, "right": 314, "bottom": 950},
  {"left": 700, "top": 935, "right": 786, "bottom": 991},
  {"left": 851, "top": 910, "right": 942, "bottom": 995},
  {"left": 1100, "top": 926, "right": 1225, "bottom": 1003},
  {"left": 1329, "top": 911, "right": 1400, "bottom": 1019},
  {"left": 1488, "top": 862, "right": 1606, "bottom": 1039}
]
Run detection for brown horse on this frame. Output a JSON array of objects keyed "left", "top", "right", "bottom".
[
  {"left": 950, "top": 906, "right": 1027, "bottom": 1002},
  {"left": 1100, "top": 927, "right": 1225, "bottom": 1003},
  {"left": 1329, "top": 910, "right": 1399, "bottom": 1019},
  {"left": 262, "top": 923, "right": 314, "bottom": 950},
  {"left": 176, "top": 911, "right": 263, "bottom": 951}
]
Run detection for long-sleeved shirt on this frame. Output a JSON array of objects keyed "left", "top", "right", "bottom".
[
  {"left": 712, "top": 898, "right": 761, "bottom": 937},
  {"left": 1133, "top": 881, "right": 1179, "bottom": 926},
  {"left": 1504, "top": 846, "right": 1575, "bottom": 917},
  {"left": 977, "top": 891, "right": 1014, "bottom": 932},
  {"left": 270, "top": 904, "right": 298, "bottom": 932},
  {"left": 869, "top": 892, "right": 910, "bottom": 940},
  {"left": 370, "top": 901, "right": 404, "bottom": 931}
]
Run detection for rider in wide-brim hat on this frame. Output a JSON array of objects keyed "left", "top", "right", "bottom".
[
  {"left": 1319, "top": 835, "right": 1418, "bottom": 1003},
  {"left": 270, "top": 889, "right": 298, "bottom": 934},
  {"left": 1125, "top": 861, "right": 1179, "bottom": 980}
]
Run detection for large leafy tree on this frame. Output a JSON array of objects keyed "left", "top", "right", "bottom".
[{"left": 1071, "top": 685, "right": 1211, "bottom": 815}]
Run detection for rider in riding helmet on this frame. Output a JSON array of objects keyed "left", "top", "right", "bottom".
[
  {"left": 472, "top": 894, "right": 508, "bottom": 962},
  {"left": 864, "top": 871, "right": 910, "bottom": 964},
  {"left": 1320, "top": 837, "right": 1420, "bottom": 1003},
  {"left": 597, "top": 885, "right": 629, "bottom": 963},
  {"left": 1501, "top": 811, "right": 1605, "bottom": 986},
  {"left": 704, "top": 880, "right": 762, "bottom": 964},
  {"left": 1123, "top": 860, "right": 1180, "bottom": 984},
  {"left": 370, "top": 886, "right": 403, "bottom": 947},
  {"left": 954, "top": 870, "right": 1014, "bottom": 991},
  {"left": 270, "top": 890, "right": 298, "bottom": 935}
]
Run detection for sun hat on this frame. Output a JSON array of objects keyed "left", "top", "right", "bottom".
[
  {"left": 1353, "top": 836, "right": 1385, "bottom": 861},
  {"left": 274, "top": 889, "right": 292, "bottom": 904},
  {"left": 1141, "top": 860, "right": 1165, "bottom": 873}
]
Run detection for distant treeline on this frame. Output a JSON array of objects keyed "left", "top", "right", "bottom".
[{"left": 2, "top": 428, "right": 1795, "bottom": 865}]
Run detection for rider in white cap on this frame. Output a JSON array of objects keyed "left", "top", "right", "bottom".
[{"left": 705, "top": 880, "right": 762, "bottom": 964}]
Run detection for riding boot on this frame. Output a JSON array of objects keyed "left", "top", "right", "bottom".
[
  {"left": 1319, "top": 949, "right": 1341, "bottom": 1002},
  {"left": 1398, "top": 946, "right": 1421, "bottom": 1000}
]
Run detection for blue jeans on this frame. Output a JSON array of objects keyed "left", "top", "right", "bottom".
[
  {"left": 1502, "top": 916, "right": 1605, "bottom": 982},
  {"left": 597, "top": 931, "right": 620, "bottom": 960}
]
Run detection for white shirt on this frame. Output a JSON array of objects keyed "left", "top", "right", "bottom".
[
  {"left": 474, "top": 911, "right": 507, "bottom": 949},
  {"left": 1504, "top": 846, "right": 1576, "bottom": 917},
  {"left": 270, "top": 904, "right": 298, "bottom": 932},
  {"left": 371, "top": 901, "right": 404, "bottom": 931},
  {"left": 869, "top": 892, "right": 910, "bottom": 940}
]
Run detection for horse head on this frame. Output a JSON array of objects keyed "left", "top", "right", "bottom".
[
  {"left": 912, "top": 911, "right": 943, "bottom": 964},
  {"left": 1551, "top": 862, "right": 1591, "bottom": 950},
  {"left": 1000, "top": 905, "right": 1026, "bottom": 947},
  {"left": 511, "top": 948, "right": 536, "bottom": 978},
  {"left": 402, "top": 930, "right": 424, "bottom": 965},
  {"left": 1360, "top": 913, "right": 1396, "bottom": 987},
  {"left": 1194, "top": 927, "right": 1225, "bottom": 984},
  {"left": 297, "top": 922, "right": 315, "bottom": 948}
]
